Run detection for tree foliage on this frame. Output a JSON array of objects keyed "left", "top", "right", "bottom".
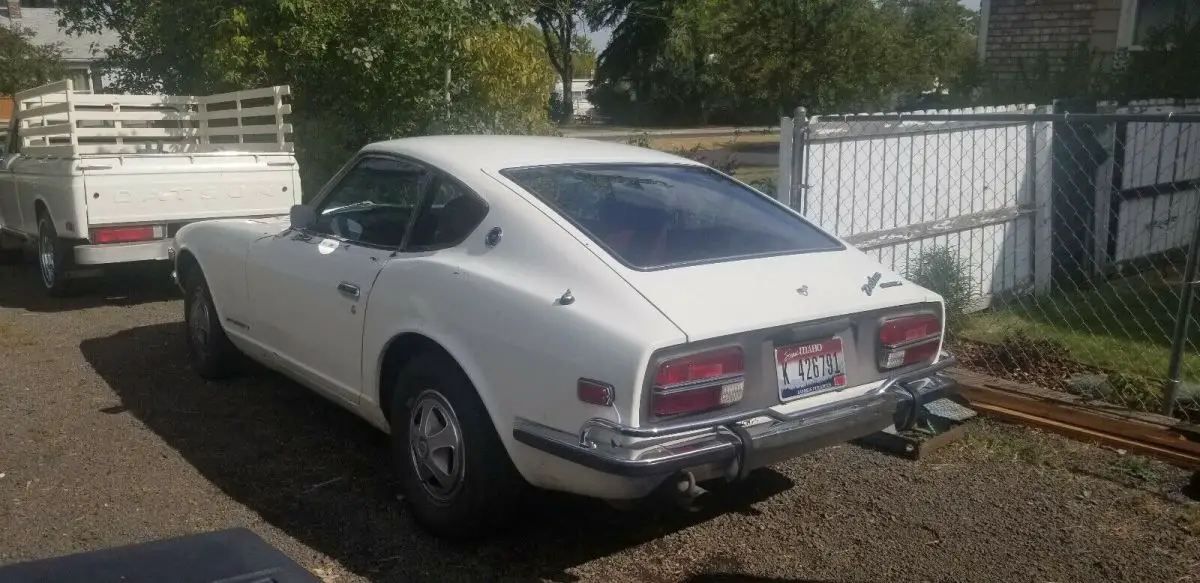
[
  {"left": 534, "top": 0, "right": 588, "bottom": 121},
  {"left": 55, "top": 0, "right": 552, "bottom": 190},
  {"left": 0, "top": 25, "right": 66, "bottom": 97},
  {"left": 587, "top": 0, "right": 979, "bottom": 125}
]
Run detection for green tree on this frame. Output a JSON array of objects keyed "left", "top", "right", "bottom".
[
  {"left": 571, "top": 33, "right": 596, "bottom": 79},
  {"left": 460, "top": 24, "right": 558, "bottom": 133},
  {"left": 55, "top": 0, "right": 541, "bottom": 190},
  {"left": 534, "top": 0, "right": 588, "bottom": 121},
  {"left": 0, "top": 25, "right": 66, "bottom": 96}
]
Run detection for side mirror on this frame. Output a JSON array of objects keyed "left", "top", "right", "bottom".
[{"left": 289, "top": 204, "right": 317, "bottom": 230}]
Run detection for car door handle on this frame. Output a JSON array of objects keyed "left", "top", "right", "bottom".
[{"left": 337, "top": 282, "right": 360, "bottom": 298}]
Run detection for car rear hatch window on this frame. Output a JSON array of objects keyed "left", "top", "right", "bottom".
[{"left": 500, "top": 163, "right": 843, "bottom": 270}]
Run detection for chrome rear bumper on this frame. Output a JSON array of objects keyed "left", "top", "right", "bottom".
[{"left": 512, "top": 357, "right": 958, "bottom": 478}]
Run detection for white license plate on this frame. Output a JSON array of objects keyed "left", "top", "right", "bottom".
[{"left": 775, "top": 337, "right": 848, "bottom": 401}]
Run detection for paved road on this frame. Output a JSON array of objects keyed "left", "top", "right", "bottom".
[{"left": 1, "top": 263, "right": 1198, "bottom": 582}]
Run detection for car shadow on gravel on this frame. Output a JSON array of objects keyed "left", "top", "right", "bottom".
[
  {"left": 80, "top": 323, "right": 797, "bottom": 583},
  {"left": 0, "top": 262, "right": 180, "bottom": 313}
]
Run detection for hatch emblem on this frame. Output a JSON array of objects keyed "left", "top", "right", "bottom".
[
  {"left": 861, "top": 272, "right": 882, "bottom": 296},
  {"left": 796, "top": 285, "right": 809, "bottom": 296}
]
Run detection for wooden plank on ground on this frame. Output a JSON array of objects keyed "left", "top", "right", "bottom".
[
  {"left": 950, "top": 368, "right": 1200, "bottom": 444},
  {"left": 969, "top": 402, "right": 1200, "bottom": 470}
]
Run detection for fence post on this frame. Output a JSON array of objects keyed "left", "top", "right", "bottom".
[
  {"left": 779, "top": 115, "right": 794, "bottom": 206},
  {"left": 791, "top": 107, "right": 808, "bottom": 213},
  {"left": 1031, "top": 104, "right": 1055, "bottom": 295},
  {"left": 1162, "top": 207, "right": 1200, "bottom": 416}
]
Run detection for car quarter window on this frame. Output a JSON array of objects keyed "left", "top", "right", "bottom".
[
  {"left": 310, "top": 156, "right": 433, "bottom": 248},
  {"left": 404, "top": 176, "right": 488, "bottom": 251},
  {"left": 501, "top": 163, "right": 843, "bottom": 270}
]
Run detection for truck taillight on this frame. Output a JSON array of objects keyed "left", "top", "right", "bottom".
[
  {"left": 878, "top": 313, "right": 942, "bottom": 370},
  {"left": 651, "top": 347, "right": 745, "bottom": 418},
  {"left": 91, "top": 225, "right": 165, "bottom": 244}
]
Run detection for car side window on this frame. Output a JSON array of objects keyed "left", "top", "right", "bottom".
[
  {"left": 310, "top": 156, "right": 432, "bottom": 248},
  {"left": 405, "top": 176, "right": 488, "bottom": 251}
]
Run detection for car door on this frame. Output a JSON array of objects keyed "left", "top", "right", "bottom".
[{"left": 246, "top": 155, "right": 434, "bottom": 404}]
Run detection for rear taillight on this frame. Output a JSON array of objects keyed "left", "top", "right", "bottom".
[
  {"left": 878, "top": 313, "right": 942, "bottom": 370},
  {"left": 90, "top": 225, "right": 165, "bottom": 244},
  {"left": 651, "top": 347, "right": 745, "bottom": 418}
]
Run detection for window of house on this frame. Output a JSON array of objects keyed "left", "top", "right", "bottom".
[
  {"left": 19, "top": 0, "right": 59, "bottom": 7},
  {"left": 66, "top": 69, "right": 91, "bottom": 92},
  {"left": 1125, "top": 0, "right": 1199, "bottom": 48}
]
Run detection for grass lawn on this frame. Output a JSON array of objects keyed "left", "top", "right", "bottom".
[
  {"left": 959, "top": 271, "right": 1200, "bottom": 384},
  {"left": 732, "top": 165, "right": 777, "bottom": 185},
  {"left": 647, "top": 131, "right": 779, "bottom": 152}
]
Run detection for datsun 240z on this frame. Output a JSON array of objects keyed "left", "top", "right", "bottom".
[{"left": 171, "top": 135, "right": 959, "bottom": 540}]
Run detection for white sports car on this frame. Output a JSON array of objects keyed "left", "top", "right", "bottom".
[{"left": 171, "top": 135, "right": 958, "bottom": 540}]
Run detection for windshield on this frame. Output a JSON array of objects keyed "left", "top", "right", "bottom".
[{"left": 501, "top": 163, "right": 843, "bottom": 270}]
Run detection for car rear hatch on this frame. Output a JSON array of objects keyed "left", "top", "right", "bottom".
[{"left": 620, "top": 248, "right": 939, "bottom": 342}]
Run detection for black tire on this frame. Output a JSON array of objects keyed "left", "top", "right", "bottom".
[
  {"left": 183, "top": 269, "right": 244, "bottom": 380},
  {"left": 391, "top": 352, "right": 527, "bottom": 541},
  {"left": 36, "top": 215, "right": 72, "bottom": 296}
]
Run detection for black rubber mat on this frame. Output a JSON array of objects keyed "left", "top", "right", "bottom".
[{"left": 0, "top": 527, "right": 321, "bottom": 583}]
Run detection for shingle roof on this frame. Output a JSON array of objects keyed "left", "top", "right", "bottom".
[{"left": 3, "top": 7, "right": 116, "bottom": 64}]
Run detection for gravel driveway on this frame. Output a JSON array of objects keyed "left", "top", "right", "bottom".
[{"left": 1, "top": 263, "right": 1198, "bottom": 583}]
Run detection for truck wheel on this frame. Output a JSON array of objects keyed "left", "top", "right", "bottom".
[
  {"left": 36, "top": 215, "right": 72, "bottom": 296},
  {"left": 183, "top": 270, "right": 244, "bottom": 380},
  {"left": 391, "top": 352, "right": 527, "bottom": 540}
]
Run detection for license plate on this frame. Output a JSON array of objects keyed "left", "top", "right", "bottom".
[{"left": 775, "top": 337, "right": 847, "bottom": 401}]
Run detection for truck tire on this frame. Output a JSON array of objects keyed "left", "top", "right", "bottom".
[
  {"left": 391, "top": 352, "right": 527, "bottom": 541},
  {"left": 183, "top": 269, "right": 244, "bottom": 380},
  {"left": 36, "top": 215, "right": 73, "bottom": 296}
]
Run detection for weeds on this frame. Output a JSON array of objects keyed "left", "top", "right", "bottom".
[{"left": 905, "top": 246, "right": 974, "bottom": 336}]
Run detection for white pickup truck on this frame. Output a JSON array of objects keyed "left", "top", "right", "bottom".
[{"left": 0, "top": 79, "right": 302, "bottom": 295}]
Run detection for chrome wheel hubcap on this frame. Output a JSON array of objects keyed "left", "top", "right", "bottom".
[
  {"left": 408, "top": 390, "right": 465, "bottom": 502},
  {"left": 189, "top": 289, "right": 211, "bottom": 349},
  {"left": 38, "top": 229, "right": 55, "bottom": 288}
]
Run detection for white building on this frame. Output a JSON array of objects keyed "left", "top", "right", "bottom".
[
  {"left": 3, "top": 0, "right": 118, "bottom": 93},
  {"left": 552, "top": 78, "right": 596, "bottom": 120}
]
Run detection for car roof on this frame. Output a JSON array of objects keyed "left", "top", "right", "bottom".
[{"left": 359, "top": 135, "right": 706, "bottom": 176}]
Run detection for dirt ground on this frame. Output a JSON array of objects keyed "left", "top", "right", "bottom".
[{"left": 1, "top": 263, "right": 1199, "bottom": 583}]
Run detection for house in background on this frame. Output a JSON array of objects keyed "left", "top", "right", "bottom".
[
  {"left": 2, "top": 0, "right": 118, "bottom": 93},
  {"left": 552, "top": 78, "right": 596, "bottom": 121},
  {"left": 977, "top": 0, "right": 1199, "bottom": 80}
]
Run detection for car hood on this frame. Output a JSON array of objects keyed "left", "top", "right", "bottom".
[{"left": 618, "top": 248, "right": 943, "bottom": 342}]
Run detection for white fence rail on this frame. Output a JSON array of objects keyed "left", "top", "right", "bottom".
[
  {"left": 1103, "top": 100, "right": 1200, "bottom": 267},
  {"left": 12, "top": 79, "right": 293, "bottom": 156},
  {"left": 780, "top": 102, "right": 1200, "bottom": 311},
  {"left": 782, "top": 105, "right": 1053, "bottom": 311}
]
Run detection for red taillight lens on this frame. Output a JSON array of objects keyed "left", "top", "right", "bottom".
[
  {"left": 652, "top": 347, "right": 745, "bottom": 418},
  {"left": 655, "top": 347, "right": 744, "bottom": 386},
  {"left": 878, "top": 313, "right": 942, "bottom": 370},
  {"left": 90, "top": 225, "right": 163, "bottom": 244}
]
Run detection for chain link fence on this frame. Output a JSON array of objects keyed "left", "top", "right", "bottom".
[{"left": 779, "top": 102, "right": 1200, "bottom": 420}]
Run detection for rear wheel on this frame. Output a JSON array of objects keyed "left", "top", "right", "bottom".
[
  {"left": 36, "top": 215, "right": 72, "bottom": 296},
  {"left": 183, "top": 269, "right": 244, "bottom": 379},
  {"left": 391, "top": 352, "right": 527, "bottom": 540}
]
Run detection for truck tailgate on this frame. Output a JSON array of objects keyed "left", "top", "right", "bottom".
[{"left": 81, "top": 153, "right": 300, "bottom": 226}]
